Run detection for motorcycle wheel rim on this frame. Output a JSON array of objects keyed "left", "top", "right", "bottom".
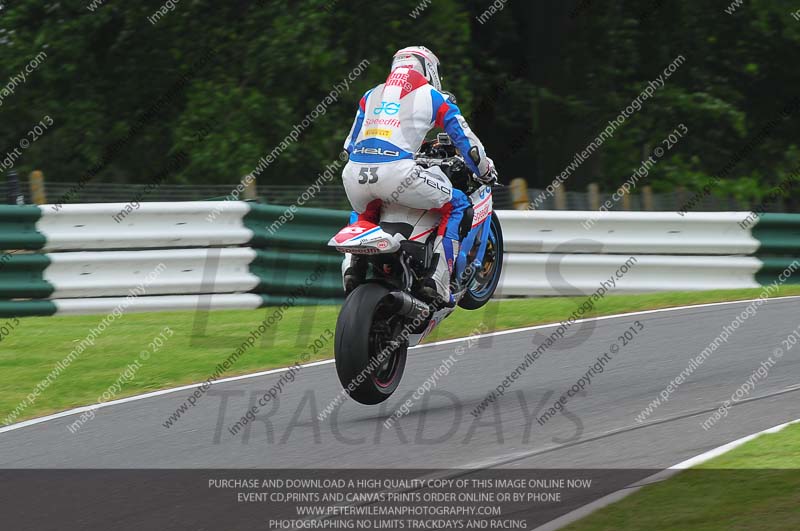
[
  {"left": 469, "top": 228, "right": 499, "bottom": 298},
  {"left": 369, "top": 312, "right": 403, "bottom": 388}
]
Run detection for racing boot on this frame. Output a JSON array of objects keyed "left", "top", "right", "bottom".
[
  {"left": 342, "top": 254, "right": 367, "bottom": 294},
  {"left": 420, "top": 236, "right": 459, "bottom": 308}
]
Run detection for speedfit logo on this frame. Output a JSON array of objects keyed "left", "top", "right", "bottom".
[{"left": 353, "top": 146, "right": 401, "bottom": 157}]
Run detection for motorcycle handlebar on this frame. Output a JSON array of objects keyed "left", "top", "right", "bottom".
[
  {"left": 414, "top": 154, "right": 503, "bottom": 188},
  {"left": 413, "top": 154, "right": 466, "bottom": 168}
]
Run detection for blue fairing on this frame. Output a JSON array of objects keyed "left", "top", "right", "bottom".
[{"left": 455, "top": 211, "right": 492, "bottom": 283}]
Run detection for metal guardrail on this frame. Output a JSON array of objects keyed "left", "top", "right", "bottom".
[
  {"left": 498, "top": 210, "right": 760, "bottom": 255},
  {"left": 0, "top": 202, "right": 348, "bottom": 317},
  {"left": 496, "top": 210, "right": 800, "bottom": 296},
  {"left": 0, "top": 204, "right": 798, "bottom": 316}
]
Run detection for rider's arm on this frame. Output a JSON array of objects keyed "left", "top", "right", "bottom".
[
  {"left": 343, "top": 89, "right": 372, "bottom": 154},
  {"left": 431, "top": 89, "right": 492, "bottom": 177}
]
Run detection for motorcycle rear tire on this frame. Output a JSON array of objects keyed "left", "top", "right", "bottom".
[{"left": 334, "top": 283, "right": 408, "bottom": 405}]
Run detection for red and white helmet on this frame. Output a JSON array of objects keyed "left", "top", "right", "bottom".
[{"left": 391, "top": 46, "right": 442, "bottom": 91}]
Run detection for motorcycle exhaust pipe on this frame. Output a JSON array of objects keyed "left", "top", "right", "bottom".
[{"left": 387, "top": 291, "right": 431, "bottom": 321}]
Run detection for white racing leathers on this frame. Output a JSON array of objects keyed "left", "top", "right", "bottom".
[{"left": 341, "top": 66, "right": 491, "bottom": 301}]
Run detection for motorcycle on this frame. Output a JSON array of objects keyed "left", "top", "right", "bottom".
[{"left": 328, "top": 133, "right": 504, "bottom": 404}]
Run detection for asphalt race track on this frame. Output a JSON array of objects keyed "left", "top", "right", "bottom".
[{"left": 3, "top": 297, "right": 799, "bottom": 471}]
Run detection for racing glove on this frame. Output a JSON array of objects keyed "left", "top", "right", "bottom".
[{"left": 475, "top": 157, "right": 498, "bottom": 185}]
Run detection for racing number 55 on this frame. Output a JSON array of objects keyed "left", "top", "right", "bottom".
[{"left": 358, "top": 167, "right": 379, "bottom": 184}]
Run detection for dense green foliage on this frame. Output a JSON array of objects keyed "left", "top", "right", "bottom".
[{"left": 0, "top": 0, "right": 798, "bottom": 205}]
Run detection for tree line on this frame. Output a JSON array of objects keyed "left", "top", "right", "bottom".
[{"left": 0, "top": 0, "right": 798, "bottom": 208}]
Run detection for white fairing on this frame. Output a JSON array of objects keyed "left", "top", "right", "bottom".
[
  {"left": 380, "top": 203, "right": 440, "bottom": 242},
  {"left": 328, "top": 203, "right": 441, "bottom": 255},
  {"left": 328, "top": 228, "right": 403, "bottom": 255},
  {"left": 470, "top": 186, "right": 493, "bottom": 228},
  {"left": 406, "top": 306, "right": 455, "bottom": 347}
]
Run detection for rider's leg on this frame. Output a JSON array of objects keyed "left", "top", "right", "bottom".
[
  {"left": 341, "top": 161, "right": 386, "bottom": 292},
  {"left": 340, "top": 202, "right": 385, "bottom": 292},
  {"left": 429, "top": 188, "right": 470, "bottom": 304},
  {"left": 354, "top": 199, "right": 382, "bottom": 224},
  {"left": 342, "top": 160, "right": 466, "bottom": 301},
  {"left": 376, "top": 164, "right": 468, "bottom": 303},
  {"left": 340, "top": 213, "right": 361, "bottom": 293}
]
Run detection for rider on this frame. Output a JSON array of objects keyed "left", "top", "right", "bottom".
[{"left": 341, "top": 46, "right": 497, "bottom": 304}]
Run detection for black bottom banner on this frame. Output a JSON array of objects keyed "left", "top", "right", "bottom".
[{"left": 1, "top": 468, "right": 797, "bottom": 530}]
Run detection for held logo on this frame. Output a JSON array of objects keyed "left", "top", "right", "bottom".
[
  {"left": 423, "top": 176, "right": 451, "bottom": 195},
  {"left": 352, "top": 146, "right": 401, "bottom": 158},
  {"left": 374, "top": 101, "right": 400, "bottom": 115}
]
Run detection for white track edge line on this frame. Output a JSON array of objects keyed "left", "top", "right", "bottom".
[
  {"left": 2, "top": 295, "right": 798, "bottom": 435},
  {"left": 531, "top": 417, "right": 800, "bottom": 531}
]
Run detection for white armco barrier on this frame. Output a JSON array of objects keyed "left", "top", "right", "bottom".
[
  {"left": 492, "top": 210, "right": 788, "bottom": 297},
  {"left": 2, "top": 205, "right": 794, "bottom": 317},
  {"left": 499, "top": 254, "right": 761, "bottom": 296},
  {"left": 497, "top": 210, "right": 758, "bottom": 255},
  {"left": 38, "top": 202, "right": 253, "bottom": 251},
  {"left": 52, "top": 294, "right": 267, "bottom": 315},
  {"left": 45, "top": 248, "right": 261, "bottom": 299}
]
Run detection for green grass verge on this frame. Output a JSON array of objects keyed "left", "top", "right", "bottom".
[
  {"left": 562, "top": 423, "right": 800, "bottom": 531},
  {"left": 2, "top": 286, "right": 799, "bottom": 425}
]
